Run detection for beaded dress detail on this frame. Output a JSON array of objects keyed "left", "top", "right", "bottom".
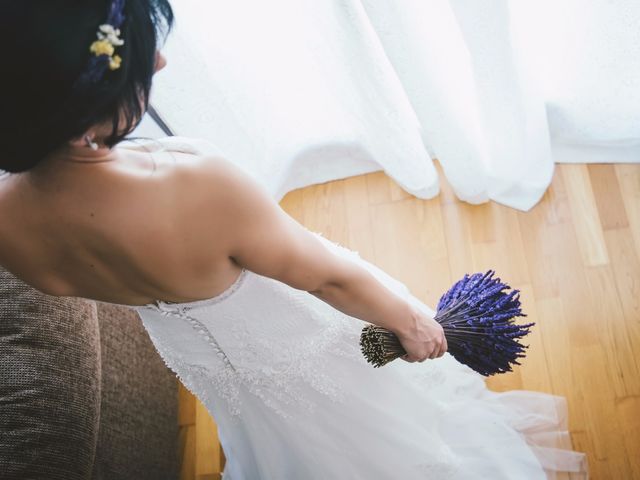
[{"left": 124, "top": 137, "right": 589, "bottom": 480}]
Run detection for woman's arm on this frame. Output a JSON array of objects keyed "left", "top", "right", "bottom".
[{"left": 185, "top": 155, "right": 445, "bottom": 359}]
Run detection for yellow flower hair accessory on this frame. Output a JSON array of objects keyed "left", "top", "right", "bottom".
[
  {"left": 109, "top": 55, "right": 122, "bottom": 71},
  {"left": 90, "top": 24, "right": 125, "bottom": 71},
  {"left": 74, "top": 0, "right": 126, "bottom": 87}
]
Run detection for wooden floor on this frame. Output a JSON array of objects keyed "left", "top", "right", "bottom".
[{"left": 177, "top": 162, "right": 640, "bottom": 480}]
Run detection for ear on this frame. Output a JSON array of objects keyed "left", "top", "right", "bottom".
[
  {"left": 68, "top": 129, "right": 100, "bottom": 150},
  {"left": 154, "top": 50, "right": 167, "bottom": 73},
  {"left": 68, "top": 133, "right": 92, "bottom": 148}
]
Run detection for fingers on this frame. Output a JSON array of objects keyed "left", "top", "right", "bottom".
[
  {"left": 429, "top": 338, "right": 448, "bottom": 360},
  {"left": 439, "top": 336, "right": 448, "bottom": 357},
  {"left": 428, "top": 340, "right": 443, "bottom": 359},
  {"left": 410, "top": 347, "right": 439, "bottom": 363},
  {"left": 404, "top": 338, "right": 449, "bottom": 364}
]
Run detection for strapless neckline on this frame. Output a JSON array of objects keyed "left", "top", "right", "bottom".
[{"left": 143, "top": 267, "right": 250, "bottom": 311}]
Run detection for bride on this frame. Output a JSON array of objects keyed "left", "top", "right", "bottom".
[{"left": 1, "top": 1, "right": 588, "bottom": 478}]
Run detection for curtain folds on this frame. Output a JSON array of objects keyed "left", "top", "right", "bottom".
[{"left": 148, "top": 0, "right": 639, "bottom": 211}]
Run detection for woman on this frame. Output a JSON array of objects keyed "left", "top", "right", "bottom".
[{"left": 0, "top": 1, "right": 588, "bottom": 478}]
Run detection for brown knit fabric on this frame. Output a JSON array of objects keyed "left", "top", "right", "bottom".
[
  {"left": 91, "top": 302, "right": 179, "bottom": 480},
  {"left": 0, "top": 267, "right": 101, "bottom": 480},
  {"left": 0, "top": 267, "right": 180, "bottom": 479}
]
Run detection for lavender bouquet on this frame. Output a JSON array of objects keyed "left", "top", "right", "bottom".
[{"left": 360, "top": 270, "right": 535, "bottom": 376}]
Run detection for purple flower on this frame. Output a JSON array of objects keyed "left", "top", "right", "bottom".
[{"left": 361, "top": 270, "right": 535, "bottom": 376}]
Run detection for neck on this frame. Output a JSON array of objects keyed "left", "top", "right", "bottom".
[
  {"left": 31, "top": 143, "right": 116, "bottom": 174},
  {"left": 19, "top": 144, "right": 119, "bottom": 193},
  {"left": 52, "top": 143, "right": 116, "bottom": 163}
]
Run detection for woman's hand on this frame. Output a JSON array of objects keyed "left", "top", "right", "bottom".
[{"left": 395, "top": 304, "right": 447, "bottom": 363}]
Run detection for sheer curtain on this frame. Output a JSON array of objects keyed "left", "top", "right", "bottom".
[{"left": 146, "top": 0, "right": 639, "bottom": 211}]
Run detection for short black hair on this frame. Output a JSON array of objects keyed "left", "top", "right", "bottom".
[{"left": 0, "top": 0, "right": 174, "bottom": 173}]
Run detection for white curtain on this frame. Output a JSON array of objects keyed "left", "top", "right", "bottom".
[{"left": 146, "top": 0, "right": 639, "bottom": 211}]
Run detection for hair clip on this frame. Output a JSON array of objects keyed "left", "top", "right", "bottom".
[
  {"left": 74, "top": 0, "right": 126, "bottom": 88},
  {"left": 90, "top": 24, "right": 125, "bottom": 71}
]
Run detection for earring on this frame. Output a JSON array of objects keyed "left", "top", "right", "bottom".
[{"left": 84, "top": 135, "right": 99, "bottom": 151}]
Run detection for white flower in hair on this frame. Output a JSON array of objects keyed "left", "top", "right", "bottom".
[{"left": 97, "top": 24, "right": 125, "bottom": 46}]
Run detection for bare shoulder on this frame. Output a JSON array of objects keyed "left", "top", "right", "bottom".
[
  {"left": 166, "top": 153, "right": 264, "bottom": 252},
  {"left": 173, "top": 153, "right": 351, "bottom": 294},
  {"left": 88, "top": 151, "right": 254, "bottom": 303},
  {"left": 175, "top": 152, "right": 267, "bottom": 206},
  {"left": 138, "top": 153, "right": 242, "bottom": 266},
  {"left": 89, "top": 151, "right": 245, "bottom": 302},
  {"left": 98, "top": 150, "right": 350, "bottom": 301}
]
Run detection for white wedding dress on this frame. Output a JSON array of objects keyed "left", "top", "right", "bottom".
[{"left": 119, "top": 137, "right": 589, "bottom": 479}]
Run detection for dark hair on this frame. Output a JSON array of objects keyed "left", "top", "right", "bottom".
[{"left": 0, "top": 0, "right": 174, "bottom": 173}]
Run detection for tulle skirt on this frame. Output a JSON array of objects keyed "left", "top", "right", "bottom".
[
  {"left": 215, "top": 294, "right": 589, "bottom": 479},
  {"left": 216, "top": 327, "right": 588, "bottom": 479}
]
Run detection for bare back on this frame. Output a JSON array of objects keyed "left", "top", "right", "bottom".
[{"left": 0, "top": 144, "right": 242, "bottom": 306}]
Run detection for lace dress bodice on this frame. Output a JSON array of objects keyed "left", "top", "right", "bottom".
[{"left": 135, "top": 249, "right": 370, "bottom": 421}]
